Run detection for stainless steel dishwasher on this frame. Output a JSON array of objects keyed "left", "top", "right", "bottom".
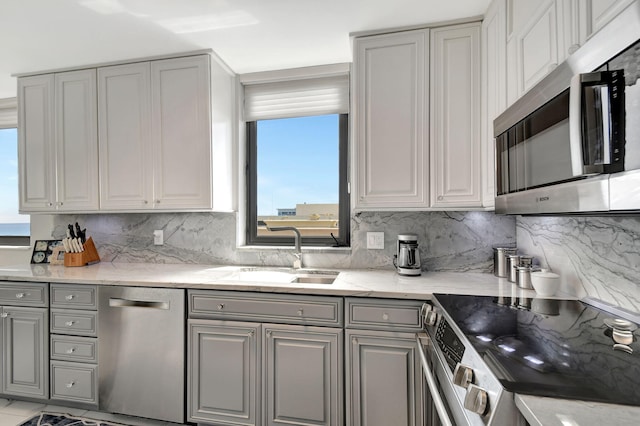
[{"left": 98, "top": 286, "right": 185, "bottom": 423}]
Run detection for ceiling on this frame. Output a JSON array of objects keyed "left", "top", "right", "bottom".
[{"left": 0, "top": 0, "right": 490, "bottom": 99}]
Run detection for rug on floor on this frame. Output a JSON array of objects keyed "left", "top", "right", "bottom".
[{"left": 19, "top": 412, "right": 130, "bottom": 426}]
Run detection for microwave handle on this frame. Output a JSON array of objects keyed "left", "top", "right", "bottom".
[{"left": 569, "top": 73, "right": 586, "bottom": 177}]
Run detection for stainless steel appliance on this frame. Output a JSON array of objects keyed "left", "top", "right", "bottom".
[
  {"left": 98, "top": 286, "right": 185, "bottom": 423},
  {"left": 417, "top": 294, "right": 640, "bottom": 426},
  {"left": 394, "top": 234, "right": 422, "bottom": 276},
  {"left": 494, "top": 1, "right": 640, "bottom": 215}
]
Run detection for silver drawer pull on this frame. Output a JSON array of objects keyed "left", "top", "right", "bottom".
[
  {"left": 66, "top": 381, "right": 75, "bottom": 388},
  {"left": 297, "top": 309, "right": 304, "bottom": 316},
  {"left": 66, "top": 347, "right": 77, "bottom": 354},
  {"left": 65, "top": 321, "right": 75, "bottom": 327},
  {"left": 109, "top": 298, "right": 169, "bottom": 310},
  {"left": 217, "top": 304, "right": 224, "bottom": 310},
  {"left": 15, "top": 293, "right": 25, "bottom": 299},
  {"left": 65, "top": 294, "right": 75, "bottom": 301},
  {"left": 382, "top": 312, "right": 389, "bottom": 321},
  {"left": 0, "top": 313, "right": 7, "bottom": 318}
]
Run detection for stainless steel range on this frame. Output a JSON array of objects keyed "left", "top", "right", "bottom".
[{"left": 417, "top": 294, "right": 640, "bottom": 426}]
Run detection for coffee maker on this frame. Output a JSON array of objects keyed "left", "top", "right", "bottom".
[{"left": 394, "top": 234, "right": 421, "bottom": 276}]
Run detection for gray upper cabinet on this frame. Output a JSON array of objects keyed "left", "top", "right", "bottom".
[
  {"left": 352, "top": 30, "right": 430, "bottom": 210},
  {"left": 263, "top": 324, "right": 343, "bottom": 426},
  {"left": 98, "top": 62, "right": 153, "bottom": 210},
  {"left": 188, "top": 319, "right": 261, "bottom": 426},
  {"left": 2, "top": 306, "right": 48, "bottom": 399},
  {"left": 18, "top": 70, "right": 99, "bottom": 213}
]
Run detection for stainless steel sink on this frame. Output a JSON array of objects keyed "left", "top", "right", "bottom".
[
  {"left": 234, "top": 267, "right": 339, "bottom": 284},
  {"left": 291, "top": 275, "right": 337, "bottom": 284}
]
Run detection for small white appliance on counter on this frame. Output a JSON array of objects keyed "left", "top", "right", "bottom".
[{"left": 394, "top": 234, "right": 422, "bottom": 276}]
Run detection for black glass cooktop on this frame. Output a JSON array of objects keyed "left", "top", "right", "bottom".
[{"left": 433, "top": 294, "right": 640, "bottom": 406}]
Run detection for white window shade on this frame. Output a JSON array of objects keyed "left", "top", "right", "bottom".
[
  {"left": 0, "top": 98, "right": 17, "bottom": 128},
  {"left": 244, "top": 75, "right": 349, "bottom": 121}
]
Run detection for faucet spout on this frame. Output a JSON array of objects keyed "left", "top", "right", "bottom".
[{"left": 266, "top": 226, "right": 303, "bottom": 268}]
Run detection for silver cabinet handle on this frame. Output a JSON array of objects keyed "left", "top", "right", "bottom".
[
  {"left": 217, "top": 304, "right": 225, "bottom": 310},
  {"left": 65, "top": 294, "right": 75, "bottom": 300},
  {"left": 248, "top": 330, "right": 254, "bottom": 337},
  {"left": 297, "top": 309, "right": 304, "bottom": 316},
  {"left": 416, "top": 333, "right": 454, "bottom": 426},
  {"left": 66, "top": 381, "right": 75, "bottom": 388},
  {"left": 66, "top": 347, "right": 77, "bottom": 354},
  {"left": 15, "top": 293, "right": 25, "bottom": 299},
  {"left": 0, "top": 313, "right": 7, "bottom": 318},
  {"left": 382, "top": 312, "right": 389, "bottom": 321},
  {"left": 65, "top": 321, "right": 75, "bottom": 327}
]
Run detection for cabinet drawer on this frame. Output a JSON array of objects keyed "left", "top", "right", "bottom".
[
  {"left": 346, "top": 298, "right": 423, "bottom": 331},
  {"left": 50, "top": 361, "right": 97, "bottom": 404},
  {"left": 51, "top": 284, "right": 97, "bottom": 309},
  {"left": 0, "top": 282, "right": 48, "bottom": 307},
  {"left": 51, "top": 335, "right": 97, "bottom": 363},
  {"left": 51, "top": 309, "right": 97, "bottom": 336},
  {"left": 189, "top": 291, "right": 343, "bottom": 327}
]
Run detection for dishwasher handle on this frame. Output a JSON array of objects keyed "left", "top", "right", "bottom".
[
  {"left": 416, "top": 332, "right": 454, "bottom": 426},
  {"left": 109, "top": 297, "right": 170, "bottom": 310}
]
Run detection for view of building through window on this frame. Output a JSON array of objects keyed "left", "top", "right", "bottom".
[
  {"left": 0, "top": 128, "right": 29, "bottom": 237},
  {"left": 256, "top": 114, "right": 340, "bottom": 238}
]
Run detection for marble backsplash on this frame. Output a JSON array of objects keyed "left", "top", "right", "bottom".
[
  {"left": 517, "top": 216, "right": 640, "bottom": 312},
  {"left": 52, "top": 211, "right": 516, "bottom": 273}
]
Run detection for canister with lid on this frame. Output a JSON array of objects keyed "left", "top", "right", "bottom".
[
  {"left": 515, "top": 266, "right": 535, "bottom": 289},
  {"left": 493, "top": 247, "right": 517, "bottom": 277}
]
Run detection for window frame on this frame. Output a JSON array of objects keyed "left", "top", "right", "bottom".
[
  {"left": 246, "top": 114, "right": 350, "bottom": 247},
  {"left": 0, "top": 121, "right": 29, "bottom": 247}
]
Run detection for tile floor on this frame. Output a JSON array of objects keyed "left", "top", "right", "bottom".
[{"left": 0, "top": 399, "right": 187, "bottom": 426}]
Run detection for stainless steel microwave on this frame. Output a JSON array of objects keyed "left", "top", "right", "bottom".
[{"left": 494, "top": 1, "right": 640, "bottom": 215}]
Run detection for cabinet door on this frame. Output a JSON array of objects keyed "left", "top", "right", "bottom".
[
  {"left": 510, "top": 0, "right": 559, "bottom": 95},
  {"left": 188, "top": 320, "right": 260, "bottom": 426},
  {"left": 151, "top": 55, "right": 212, "bottom": 210},
  {"left": 55, "top": 69, "right": 99, "bottom": 211},
  {"left": 2, "top": 306, "right": 48, "bottom": 399},
  {"left": 346, "top": 330, "right": 423, "bottom": 426},
  {"left": 18, "top": 74, "right": 56, "bottom": 212},
  {"left": 263, "top": 324, "right": 343, "bottom": 426},
  {"left": 482, "top": 0, "right": 507, "bottom": 208},
  {"left": 430, "top": 23, "right": 482, "bottom": 208},
  {"left": 98, "top": 62, "right": 153, "bottom": 210},
  {"left": 353, "top": 30, "right": 429, "bottom": 209},
  {"left": 588, "top": 0, "right": 635, "bottom": 36}
]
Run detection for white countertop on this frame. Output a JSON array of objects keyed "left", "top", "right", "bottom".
[
  {"left": 516, "top": 394, "right": 640, "bottom": 426},
  {"left": 0, "top": 262, "right": 531, "bottom": 299}
]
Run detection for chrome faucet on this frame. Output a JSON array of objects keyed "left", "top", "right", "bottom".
[{"left": 267, "top": 225, "right": 303, "bottom": 269}]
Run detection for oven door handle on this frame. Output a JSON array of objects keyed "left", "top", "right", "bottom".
[{"left": 416, "top": 333, "right": 454, "bottom": 426}]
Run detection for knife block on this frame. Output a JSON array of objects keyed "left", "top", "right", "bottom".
[{"left": 64, "top": 237, "right": 100, "bottom": 267}]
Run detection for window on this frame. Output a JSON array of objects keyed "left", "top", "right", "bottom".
[
  {"left": 243, "top": 68, "right": 350, "bottom": 247},
  {"left": 0, "top": 127, "right": 30, "bottom": 246}
]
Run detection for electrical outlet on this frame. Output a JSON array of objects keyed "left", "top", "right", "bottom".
[
  {"left": 153, "top": 230, "right": 164, "bottom": 245},
  {"left": 366, "top": 232, "right": 384, "bottom": 249}
]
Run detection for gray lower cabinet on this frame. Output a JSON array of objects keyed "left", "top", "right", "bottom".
[
  {"left": 0, "top": 281, "right": 49, "bottom": 400},
  {"left": 49, "top": 284, "right": 98, "bottom": 406},
  {"left": 345, "top": 298, "right": 424, "bottom": 426},
  {"left": 188, "top": 319, "right": 261, "bottom": 426},
  {"left": 188, "top": 290, "right": 344, "bottom": 426},
  {"left": 2, "top": 306, "right": 49, "bottom": 399},
  {"left": 263, "top": 324, "right": 343, "bottom": 426}
]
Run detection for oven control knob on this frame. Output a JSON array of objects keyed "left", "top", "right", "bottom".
[
  {"left": 464, "top": 384, "right": 489, "bottom": 416},
  {"left": 453, "top": 363, "right": 474, "bottom": 388},
  {"left": 424, "top": 310, "right": 438, "bottom": 326}
]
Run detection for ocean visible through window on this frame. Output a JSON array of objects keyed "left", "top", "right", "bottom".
[{"left": 0, "top": 128, "right": 30, "bottom": 238}]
